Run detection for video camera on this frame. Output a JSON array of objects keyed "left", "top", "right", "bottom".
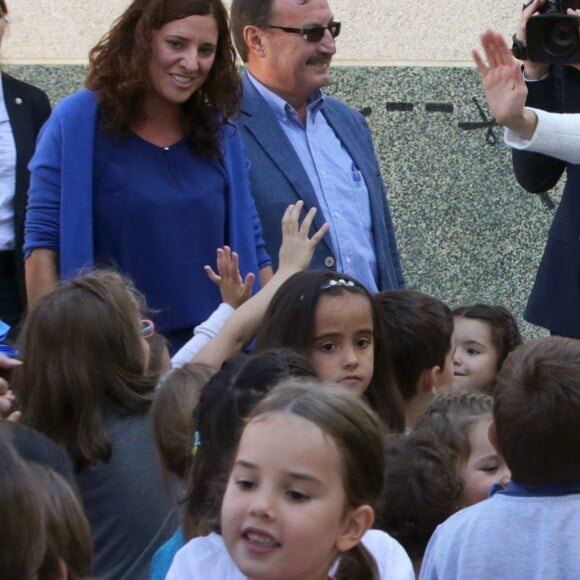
[{"left": 526, "top": 0, "right": 580, "bottom": 63}]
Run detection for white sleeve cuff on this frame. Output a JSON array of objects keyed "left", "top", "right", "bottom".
[{"left": 171, "top": 303, "right": 235, "bottom": 368}]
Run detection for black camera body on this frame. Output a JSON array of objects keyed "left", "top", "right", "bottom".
[{"left": 526, "top": 0, "right": 580, "bottom": 63}]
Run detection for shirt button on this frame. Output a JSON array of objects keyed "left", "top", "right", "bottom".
[
  {"left": 324, "top": 256, "right": 335, "bottom": 268},
  {"left": 346, "top": 257, "right": 352, "bottom": 264}
]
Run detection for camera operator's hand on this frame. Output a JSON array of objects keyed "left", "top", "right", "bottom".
[
  {"left": 517, "top": 0, "right": 551, "bottom": 79},
  {"left": 567, "top": 6, "right": 580, "bottom": 73}
]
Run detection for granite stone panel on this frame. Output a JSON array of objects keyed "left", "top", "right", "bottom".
[{"left": 9, "top": 64, "right": 554, "bottom": 338}]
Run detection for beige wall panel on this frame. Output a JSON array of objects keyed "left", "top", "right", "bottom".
[
  {"left": 4, "top": 0, "right": 523, "bottom": 65},
  {"left": 3, "top": 0, "right": 126, "bottom": 63}
]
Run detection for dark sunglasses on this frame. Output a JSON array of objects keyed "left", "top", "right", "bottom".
[{"left": 265, "top": 21, "right": 341, "bottom": 43}]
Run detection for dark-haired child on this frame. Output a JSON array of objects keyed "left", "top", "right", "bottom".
[
  {"left": 372, "top": 290, "right": 454, "bottom": 429},
  {"left": 374, "top": 430, "right": 463, "bottom": 576},
  {"left": 168, "top": 382, "right": 414, "bottom": 579},
  {"left": 416, "top": 392, "right": 510, "bottom": 506},
  {"left": 0, "top": 433, "right": 46, "bottom": 580},
  {"left": 452, "top": 303, "right": 522, "bottom": 393},
  {"left": 152, "top": 362, "right": 216, "bottom": 483},
  {"left": 30, "top": 463, "right": 93, "bottom": 580},
  {"left": 420, "top": 337, "right": 580, "bottom": 579},
  {"left": 254, "top": 270, "right": 405, "bottom": 432},
  {"left": 13, "top": 270, "right": 176, "bottom": 579},
  {"left": 151, "top": 349, "right": 318, "bottom": 579}
]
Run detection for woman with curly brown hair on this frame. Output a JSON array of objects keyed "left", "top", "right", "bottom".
[{"left": 24, "top": 0, "right": 272, "bottom": 352}]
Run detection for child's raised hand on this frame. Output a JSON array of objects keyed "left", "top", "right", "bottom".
[
  {"left": 204, "top": 246, "right": 256, "bottom": 309},
  {"left": 0, "top": 355, "right": 22, "bottom": 422},
  {"left": 278, "top": 201, "right": 329, "bottom": 273}
]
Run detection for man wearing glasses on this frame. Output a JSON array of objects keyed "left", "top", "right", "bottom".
[{"left": 231, "top": 0, "right": 405, "bottom": 293}]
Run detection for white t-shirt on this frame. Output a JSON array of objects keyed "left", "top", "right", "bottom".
[{"left": 166, "top": 529, "right": 414, "bottom": 580}]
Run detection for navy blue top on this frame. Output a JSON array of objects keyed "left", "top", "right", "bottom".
[{"left": 93, "top": 128, "right": 226, "bottom": 335}]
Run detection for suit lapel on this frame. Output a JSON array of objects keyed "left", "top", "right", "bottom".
[
  {"left": 240, "top": 73, "right": 330, "bottom": 241},
  {"left": 2, "top": 74, "right": 34, "bottom": 219},
  {"left": 3, "top": 75, "right": 31, "bottom": 165}
]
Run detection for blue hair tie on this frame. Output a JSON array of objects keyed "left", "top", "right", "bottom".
[{"left": 192, "top": 431, "right": 202, "bottom": 456}]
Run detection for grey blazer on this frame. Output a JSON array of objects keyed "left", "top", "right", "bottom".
[{"left": 235, "top": 71, "right": 404, "bottom": 291}]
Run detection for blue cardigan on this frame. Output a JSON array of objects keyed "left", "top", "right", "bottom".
[{"left": 25, "top": 89, "right": 270, "bottom": 287}]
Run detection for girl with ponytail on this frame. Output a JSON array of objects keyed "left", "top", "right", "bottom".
[{"left": 167, "top": 381, "right": 413, "bottom": 579}]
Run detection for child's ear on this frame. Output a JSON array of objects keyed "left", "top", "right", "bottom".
[
  {"left": 488, "top": 421, "right": 502, "bottom": 455},
  {"left": 336, "top": 505, "right": 374, "bottom": 553},
  {"left": 418, "top": 367, "right": 438, "bottom": 395}
]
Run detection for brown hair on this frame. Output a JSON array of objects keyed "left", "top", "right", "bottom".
[
  {"left": 374, "top": 430, "right": 463, "bottom": 566},
  {"left": 152, "top": 362, "right": 216, "bottom": 479},
  {"left": 452, "top": 304, "right": 523, "bottom": 388},
  {"left": 373, "top": 290, "right": 454, "bottom": 402},
  {"left": 0, "top": 428, "right": 46, "bottom": 580},
  {"left": 415, "top": 392, "right": 493, "bottom": 463},
  {"left": 147, "top": 332, "right": 172, "bottom": 376},
  {"left": 86, "top": 0, "right": 239, "bottom": 158},
  {"left": 494, "top": 337, "right": 580, "bottom": 484},
  {"left": 238, "top": 381, "right": 385, "bottom": 580},
  {"left": 30, "top": 464, "right": 93, "bottom": 580},
  {"left": 0, "top": 1, "right": 7, "bottom": 18},
  {"left": 230, "top": 0, "right": 276, "bottom": 62},
  {"left": 15, "top": 270, "right": 157, "bottom": 469},
  {"left": 185, "top": 349, "right": 317, "bottom": 539}
]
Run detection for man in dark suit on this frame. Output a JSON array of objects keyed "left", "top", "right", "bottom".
[
  {"left": 0, "top": 2, "right": 51, "bottom": 333},
  {"left": 231, "top": 0, "right": 404, "bottom": 292}
]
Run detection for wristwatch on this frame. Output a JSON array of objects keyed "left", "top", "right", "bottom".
[{"left": 511, "top": 34, "right": 528, "bottom": 61}]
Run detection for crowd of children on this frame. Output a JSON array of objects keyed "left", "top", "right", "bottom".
[
  {"left": 2, "top": 1, "right": 579, "bottom": 579},
  {"left": 3, "top": 187, "right": 576, "bottom": 579}
]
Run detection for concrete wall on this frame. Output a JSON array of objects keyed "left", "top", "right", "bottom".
[
  {"left": 6, "top": 1, "right": 521, "bottom": 65},
  {"left": 4, "top": 1, "right": 553, "bottom": 338}
]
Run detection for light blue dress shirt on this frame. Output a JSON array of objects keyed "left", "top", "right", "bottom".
[{"left": 247, "top": 73, "right": 379, "bottom": 292}]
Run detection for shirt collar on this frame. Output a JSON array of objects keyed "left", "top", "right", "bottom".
[
  {"left": 490, "top": 480, "right": 580, "bottom": 498},
  {"left": 246, "top": 71, "right": 325, "bottom": 124}
]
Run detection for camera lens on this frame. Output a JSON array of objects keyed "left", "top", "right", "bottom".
[{"left": 544, "top": 18, "right": 579, "bottom": 56}]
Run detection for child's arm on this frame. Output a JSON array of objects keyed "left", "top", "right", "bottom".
[
  {"left": 192, "top": 201, "right": 328, "bottom": 369},
  {"left": 171, "top": 247, "right": 255, "bottom": 368}
]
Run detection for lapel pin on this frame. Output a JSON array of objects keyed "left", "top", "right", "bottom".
[{"left": 15, "top": 97, "right": 22, "bottom": 105}]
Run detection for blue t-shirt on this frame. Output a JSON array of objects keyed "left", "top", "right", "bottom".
[{"left": 93, "top": 129, "right": 226, "bottom": 336}]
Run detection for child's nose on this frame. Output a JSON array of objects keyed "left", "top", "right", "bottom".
[
  {"left": 343, "top": 346, "right": 359, "bottom": 368},
  {"left": 249, "top": 492, "right": 276, "bottom": 520}
]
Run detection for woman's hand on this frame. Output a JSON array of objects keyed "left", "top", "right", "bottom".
[{"left": 473, "top": 30, "right": 538, "bottom": 139}]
